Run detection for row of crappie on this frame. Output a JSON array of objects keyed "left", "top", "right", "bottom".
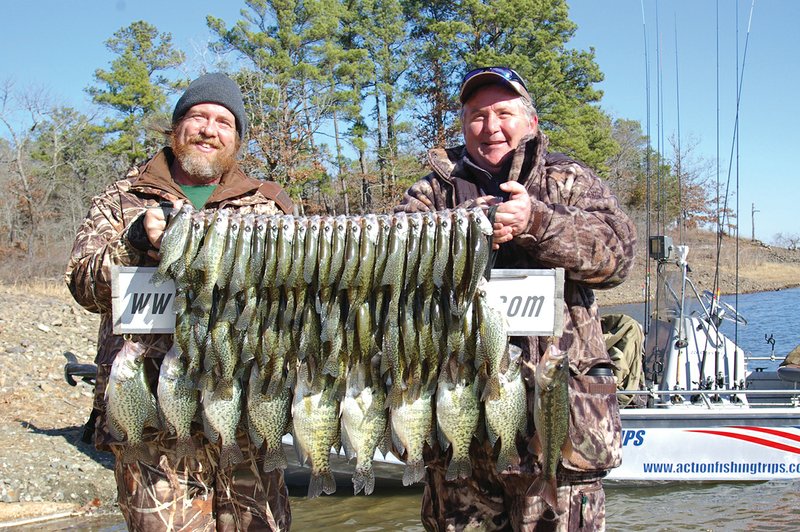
[{"left": 105, "top": 205, "right": 572, "bottom": 503}]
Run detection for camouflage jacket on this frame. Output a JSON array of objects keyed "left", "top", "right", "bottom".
[{"left": 397, "top": 131, "right": 636, "bottom": 474}]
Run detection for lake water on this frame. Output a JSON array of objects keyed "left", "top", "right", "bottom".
[{"left": 30, "top": 288, "right": 800, "bottom": 531}]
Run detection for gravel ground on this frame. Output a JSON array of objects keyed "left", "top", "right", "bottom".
[{"left": 0, "top": 287, "right": 118, "bottom": 526}]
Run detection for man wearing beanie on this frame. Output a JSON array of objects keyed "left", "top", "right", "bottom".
[{"left": 65, "top": 72, "right": 294, "bottom": 530}]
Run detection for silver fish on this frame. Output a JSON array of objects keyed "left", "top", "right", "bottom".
[
  {"left": 152, "top": 203, "right": 194, "bottom": 286},
  {"left": 201, "top": 376, "right": 244, "bottom": 469},
  {"left": 390, "top": 386, "right": 435, "bottom": 486},
  {"left": 292, "top": 362, "right": 340, "bottom": 498},
  {"left": 485, "top": 349, "right": 527, "bottom": 473},
  {"left": 157, "top": 344, "right": 198, "bottom": 461},
  {"left": 191, "top": 210, "right": 229, "bottom": 313},
  {"left": 435, "top": 360, "right": 481, "bottom": 481},
  {"left": 105, "top": 342, "right": 161, "bottom": 463},
  {"left": 246, "top": 362, "right": 290, "bottom": 472},
  {"left": 229, "top": 213, "right": 255, "bottom": 295},
  {"left": 340, "top": 359, "right": 387, "bottom": 495}
]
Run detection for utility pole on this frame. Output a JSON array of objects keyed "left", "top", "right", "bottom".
[{"left": 751, "top": 202, "right": 760, "bottom": 241}]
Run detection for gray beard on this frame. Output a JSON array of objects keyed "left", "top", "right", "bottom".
[{"left": 176, "top": 151, "right": 223, "bottom": 182}]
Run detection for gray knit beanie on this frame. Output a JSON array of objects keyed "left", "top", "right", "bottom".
[{"left": 172, "top": 72, "right": 248, "bottom": 139}]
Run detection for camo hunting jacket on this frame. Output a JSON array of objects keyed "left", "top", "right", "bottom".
[
  {"left": 397, "top": 131, "right": 636, "bottom": 475},
  {"left": 64, "top": 148, "right": 292, "bottom": 448}
]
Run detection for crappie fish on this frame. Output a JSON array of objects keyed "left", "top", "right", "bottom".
[
  {"left": 340, "top": 360, "right": 387, "bottom": 495},
  {"left": 390, "top": 387, "right": 435, "bottom": 486},
  {"left": 449, "top": 208, "right": 469, "bottom": 303},
  {"left": 151, "top": 203, "right": 194, "bottom": 286},
  {"left": 435, "top": 360, "right": 480, "bottom": 481},
  {"left": 274, "top": 214, "right": 295, "bottom": 288},
  {"left": 476, "top": 286, "right": 509, "bottom": 402},
  {"left": 527, "top": 345, "right": 572, "bottom": 514},
  {"left": 292, "top": 362, "right": 340, "bottom": 498},
  {"left": 458, "top": 207, "right": 493, "bottom": 315},
  {"left": 105, "top": 342, "right": 161, "bottom": 463},
  {"left": 246, "top": 363, "right": 290, "bottom": 472},
  {"left": 201, "top": 376, "right": 244, "bottom": 469},
  {"left": 432, "top": 211, "right": 451, "bottom": 289},
  {"left": 191, "top": 210, "right": 229, "bottom": 313},
  {"left": 485, "top": 348, "right": 527, "bottom": 473},
  {"left": 229, "top": 213, "right": 255, "bottom": 295},
  {"left": 157, "top": 344, "right": 199, "bottom": 461}
]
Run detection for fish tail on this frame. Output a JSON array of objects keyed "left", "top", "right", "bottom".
[
  {"left": 123, "top": 441, "right": 148, "bottom": 464},
  {"left": 527, "top": 474, "right": 560, "bottom": 513},
  {"left": 262, "top": 446, "right": 288, "bottom": 473},
  {"left": 150, "top": 270, "right": 169, "bottom": 286},
  {"left": 307, "top": 470, "right": 337, "bottom": 499},
  {"left": 175, "top": 436, "right": 196, "bottom": 462},
  {"left": 322, "top": 352, "right": 340, "bottom": 377},
  {"left": 353, "top": 466, "right": 375, "bottom": 496},
  {"left": 495, "top": 444, "right": 518, "bottom": 473},
  {"left": 214, "top": 380, "right": 234, "bottom": 402},
  {"left": 402, "top": 459, "right": 425, "bottom": 486},
  {"left": 445, "top": 456, "right": 472, "bottom": 481},
  {"left": 220, "top": 442, "right": 245, "bottom": 469},
  {"left": 481, "top": 375, "right": 501, "bottom": 402}
]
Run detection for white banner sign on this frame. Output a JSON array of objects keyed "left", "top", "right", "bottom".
[
  {"left": 483, "top": 268, "right": 564, "bottom": 337},
  {"left": 111, "top": 266, "right": 176, "bottom": 334},
  {"left": 110, "top": 267, "right": 563, "bottom": 337}
]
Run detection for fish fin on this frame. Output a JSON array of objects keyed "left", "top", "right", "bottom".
[
  {"left": 262, "top": 446, "right": 288, "bottom": 473},
  {"left": 247, "top": 424, "right": 264, "bottom": 450},
  {"left": 353, "top": 466, "right": 375, "bottom": 496},
  {"left": 387, "top": 386, "right": 404, "bottom": 410},
  {"left": 481, "top": 375, "right": 501, "bottom": 402},
  {"left": 202, "top": 413, "right": 219, "bottom": 444},
  {"left": 145, "top": 405, "right": 163, "bottom": 431},
  {"left": 403, "top": 459, "right": 425, "bottom": 486},
  {"left": 106, "top": 415, "right": 125, "bottom": 442},
  {"left": 235, "top": 302, "right": 255, "bottom": 331},
  {"left": 150, "top": 269, "right": 170, "bottom": 287},
  {"left": 219, "top": 442, "right": 245, "bottom": 469},
  {"left": 445, "top": 456, "right": 472, "bottom": 481},
  {"left": 561, "top": 437, "right": 575, "bottom": 463},
  {"left": 323, "top": 471, "right": 337, "bottom": 495}
]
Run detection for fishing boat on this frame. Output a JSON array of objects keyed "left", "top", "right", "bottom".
[{"left": 607, "top": 236, "right": 800, "bottom": 481}]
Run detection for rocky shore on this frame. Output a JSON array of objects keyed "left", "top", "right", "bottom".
[{"left": 0, "top": 237, "right": 797, "bottom": 526}]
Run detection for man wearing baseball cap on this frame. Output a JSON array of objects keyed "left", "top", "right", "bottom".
[
  {"left": 396, "top": 66, "right": 636, "bottom": 530},
  {"left": 66, "top": 72, "right": 293, "bottom": 530}
]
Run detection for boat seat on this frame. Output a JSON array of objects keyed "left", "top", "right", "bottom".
[{"left": 777, "top": 364, "right": 800, "bottom": 384}]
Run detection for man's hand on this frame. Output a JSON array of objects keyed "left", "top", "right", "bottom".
[
  {"left": 491, "top": 181, "right": 532, "bottom": 249},
  {"left": 142, "top": 200, "right": 182, "bottom": 259}
]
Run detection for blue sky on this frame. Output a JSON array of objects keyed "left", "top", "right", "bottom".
[{"left": 1, "top": 1, "right": 796, "bottom": 242}]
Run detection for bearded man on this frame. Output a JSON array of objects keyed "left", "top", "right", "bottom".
[{"left": 66, "top": 73, "right": 293, "bottom": 531}]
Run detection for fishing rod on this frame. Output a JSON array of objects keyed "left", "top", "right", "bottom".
[{"left": 640, "top": 0, "right": 652, "bottom": 339}]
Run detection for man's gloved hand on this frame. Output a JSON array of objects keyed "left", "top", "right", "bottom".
[{"left": 127, "top": 200, "right": 181, "bottom": 260}]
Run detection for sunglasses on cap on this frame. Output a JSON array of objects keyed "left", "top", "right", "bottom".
[{"left": 461, "top": 66, "right": 529, "bottom": 92}]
